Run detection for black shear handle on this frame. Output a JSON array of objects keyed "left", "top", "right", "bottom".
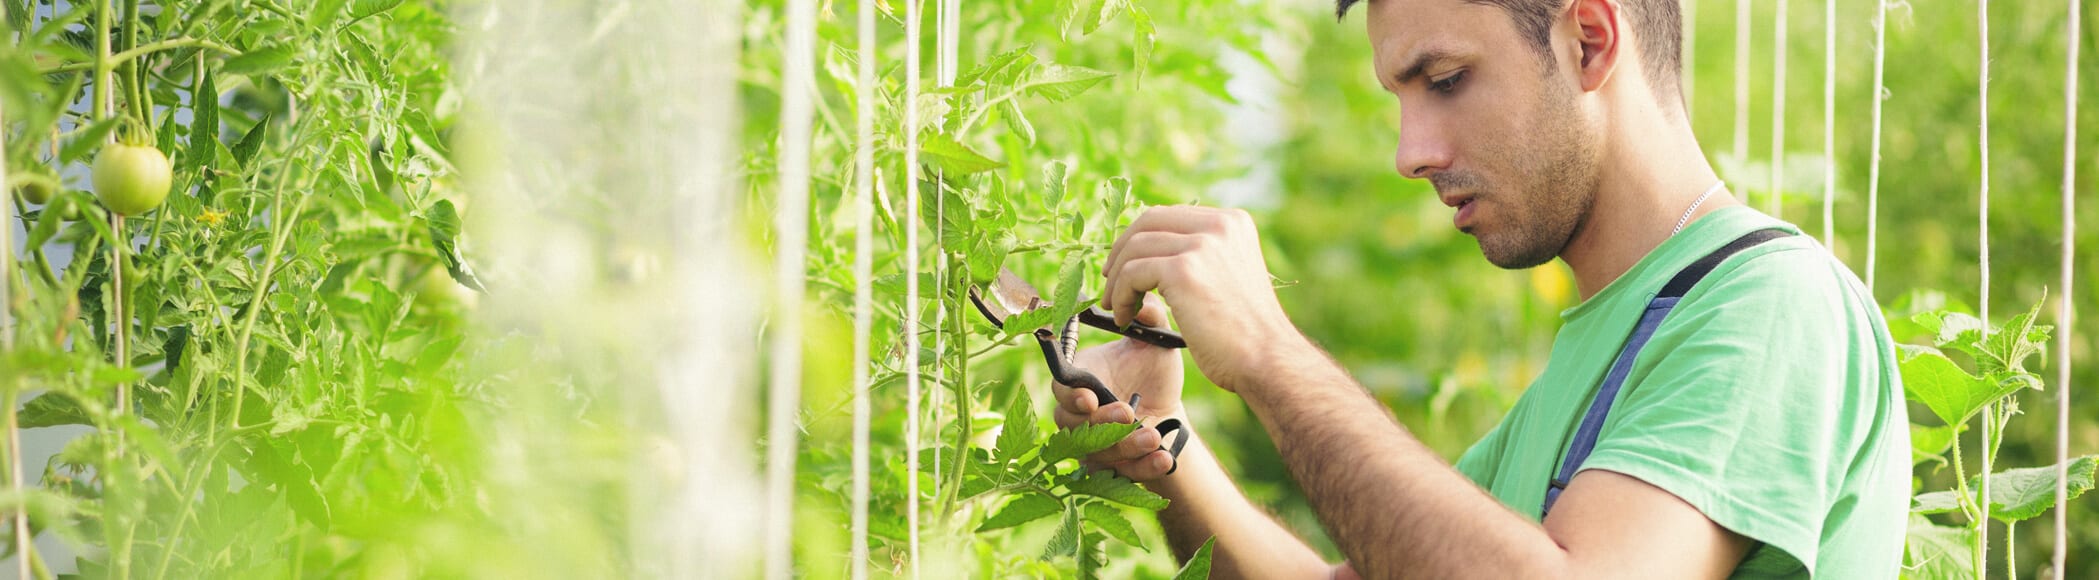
[
  {"left": 1036, "top": 329, "right": 1190, "bottom": 470},
  {"left": 1077, "top": 307, "right": 1186, "bottom": 349}
]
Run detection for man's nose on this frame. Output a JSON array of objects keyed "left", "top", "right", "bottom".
[{"left": 1394, "top": 113, "right": 1453, "bottom": 180}]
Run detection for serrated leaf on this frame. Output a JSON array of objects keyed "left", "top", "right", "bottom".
[
  {"left": 309, "top": 0, "right": 350, "bottom": 32},
  {"left": 1065, "top": 470, "right": 1167, "bottom": 510},
  {"left": 59, "top": 117, "right": 120, "bottom": 163},
  {"left": 1042, "top": 161, "right": 1069, "bottom": 212},
  {"left": 1976, "top": 455, "right": 2097, "bottom": 523},
  {"left": 1173, "top": 537, "right": 1217, "bottom": 580},
  {"left": 231, "top": 112, "right": 271, "bottom": 168},
  {"left": 996, "top": 391, "right": 1042, "bottom": 464},
  {"left": 920, "top": 132, "right": 1001, "bottom": 175},
  {"left": 1975, "top": 297, "right": 2051, "bottom": 377},
  {"left": 185, "top": 70, "right": 219, "bottom": 175},
  {"left": 1903, "top": 514, "right": 1973, "bottom": 580},
  {"left": 1029, "top": 65, "right": 1114, "bottom": 102},
  {"left": 958, "top": 46, "right": 1035, "bottom": 87},
  {"left": 18, "top": 392, "right": 92, "bottom": 429},
  {"left": 347, "top": 0, "right": 406, "bottom": 25},
  {"left": 1000, "top": 98, "right": 1036, "bottom": 144},
  {"left": 1082, "top": 502, "right": 1144, "bottom": 549},
  {"left": 1042, "top": 421, "right": 1139, "bottom": 466},
  {"left": 222, "top": 46, "right": 294, "bottom": 77},
  {"left": 1898, "top": 344, "right": 2025, "bottom": 427},
  {"left": 1042, "top": 505, "right": 1080, "bottom": 560},
  {"left": 977, "top": 492, "right": 1063, "bottom": 532},
  {"left": 1100, "top": 176, "right": 1132, "bottom": 226},
  {"left": 1131, "top": 6, "right": 1156, "bottom": 84}
]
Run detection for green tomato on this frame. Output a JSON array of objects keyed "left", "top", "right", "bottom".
[
  {"left": 14, "top": 173, "right": 57, "bottom": 205},
  {"left": 93, "top": 143, "right": 172, "bottom": 216}
]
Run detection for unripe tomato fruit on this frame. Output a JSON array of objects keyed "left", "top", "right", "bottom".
[
  {"left": 15, "top": 174, "right": 56, "bottom": 205},
  {"left": 93, "top": 144, "right": 172, "bottom": 216}
]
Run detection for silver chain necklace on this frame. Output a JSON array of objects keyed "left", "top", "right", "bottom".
[{"left": 1673, "top": 180, "right": 1728, "bottom": 235}]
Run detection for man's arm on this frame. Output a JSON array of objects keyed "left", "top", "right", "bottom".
[
  {"left": 1093, "top": 205, "right": 1754, "bottom": 579},
  {"left": 1235, "top": 337, "right": 1752, "bottom": 578},
  {"left": 1059, "top": 392, "right": 1335, "bottom": 579}
]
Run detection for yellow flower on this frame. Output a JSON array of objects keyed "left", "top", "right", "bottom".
[{"left": 198, "top": 208, "right": 228, "bottom": 227}]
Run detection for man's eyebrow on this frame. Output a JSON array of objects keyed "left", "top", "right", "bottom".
[{"left": 1394, "top": 47, "right": 1463, "bottom": 86}]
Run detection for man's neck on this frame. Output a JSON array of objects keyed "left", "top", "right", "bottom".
[{"left": 1558, "top": 108, "right": 1738, "bottom": 301}]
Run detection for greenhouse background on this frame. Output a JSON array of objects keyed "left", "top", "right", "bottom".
[{"left": 1, "top": 0, "right": 2094, "bottom": 578}]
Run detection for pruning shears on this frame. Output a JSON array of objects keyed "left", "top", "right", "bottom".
[{"left": 969, "top": 267, "right": 1190, "bottom": 471}]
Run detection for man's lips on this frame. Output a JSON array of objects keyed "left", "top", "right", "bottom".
[{"left": 1442, "top": 194, "right": 1478, "bottom": 230}]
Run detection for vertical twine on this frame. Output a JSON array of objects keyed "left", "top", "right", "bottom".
[
  {"left": 2053, "top": 0, "right": 2080, "bottom": 573},
  {"left": 1734, "top": 0, "right": 1754, "bottom": 173},
  {"left": 763, "top": 0, "right": 818, "bottom": 577},
  {"left": 1771, "top": 0, "right": 1789, "bottom": 218},
  {"left": 850, "top": 1, "right": 877, "bottom": 578},
  {"left": 903, "top": 0, "right": 924, "bottom": 575},
  {"left": 1822, "top": 0, "right": 1837, "bottom": 246},
  {"left": 1975, "top": 0, "right": 1993, "bottom": 572}
]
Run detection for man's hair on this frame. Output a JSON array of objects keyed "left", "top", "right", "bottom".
[{"left": 1338, "top": 0, "right": 1683, "bottom": 104}]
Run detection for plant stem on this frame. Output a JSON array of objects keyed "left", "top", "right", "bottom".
[
  {"left": 1949, "top": 424, "right": 1978, "bottom": 523},
  {"left": 41, "top": 38, "right": 244, "bottom": 75}
]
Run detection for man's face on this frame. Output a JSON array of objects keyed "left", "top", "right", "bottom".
[{"left": 1367, "top": 0, "right": 1601, "bottom": 269}]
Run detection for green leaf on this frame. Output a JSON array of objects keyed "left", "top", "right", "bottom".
[
  {"left": 920, "top": 131, "right": 1001, "bottom": 175},
  {"left": 1903, "top": 514, "right": 1973, "bottom": 580},
  {"left": 222, "top": 46, "right": 294, "bottom": 77},
  {"left": 977, "top": 492, "right": 1064, "bottom": 532},
  {"left": 1082, "top": 502, "right": 1144, "bottom": 549},
  {"left": 1052, "top": 251, "right": 1088, "bottom": 314},
  {"left": 309, "top": 0, "right": 350, "bottom": 32},
  {"left": 1043, "top": 505, "right": 1080, "bottom": 559},
  {"left": 59, "top": 117, "right": 120, "bottom": 163},
  {"left": 1100, "top": 176, "right": 1132, "bottom": 228},
  {"left": 425, "top": 200, "right": 486, "bottom": 291},
  {"left": 1909, "top": 422, "right": 1962, "bottom": 465},
  {"left": 1172, "top": 537, "right": 1218, "bottom": 580},
  {"left": 1065, "top": 469, "right": 1167, "bottom": 510},
  {"left": 1028, "top": 65, "right": 1115, "bottom": 102},
  {"left": 1974, "top": 296, "right": 2051, "bottom": 377},
  {"left": 1131, "top": 6, "right": 1156, "bottom": 84},
  {"left": 1897, "top": 344, "right": 2024, "bottom": 427},
  {"left": 347, "top": 0, "right": 407, "bottom": 25},
  {"left": 185, "top": 70, "right": 219, "bottom": 176},
  {"left": 18, "top": 392, "right": 92, "bottom": 429},
  {"left": 1909, "top": 490, "right": 1964, "bottom": 516},
  {"left": 1081, "top": 0, "right": 1127, "bottom": 35},
  {"left": 1000, "top": 98, "right": 1036, "bottom": 144},
  {"left": 231, "top": 112, "right": 271, "bottom": 168},
  {"left": 996, "top": 391, "right": 1042, "bottom": 464},
  {"left": 1976, "top": 455, "right": 2097, "bottom": 523},
  {"left": 1042, "top": 161, "right": 1070, "bottom": 212},
  {"left": 1041, "top": 421, "right": 1139, "bottom": 466}
]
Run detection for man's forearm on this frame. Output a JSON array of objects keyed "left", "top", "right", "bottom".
[
  {"left": 1149, "top": 420, "right": 1333, "bottom": 580},
  {"left": 1233, "top": 338, "right": 1570, "bottom": 579}
]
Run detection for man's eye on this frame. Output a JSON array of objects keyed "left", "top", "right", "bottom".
[{"left": 1430, "top": 71, "right": 1465, "bottom": 94}]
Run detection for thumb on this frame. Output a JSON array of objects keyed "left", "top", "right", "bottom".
[{"left": 1129, "top": 292, "right": 1171, "bottom": 328}]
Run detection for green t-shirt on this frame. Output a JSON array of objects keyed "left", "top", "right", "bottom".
[{"left": 1453, "top": 206, "right": 1911, "bottom": 578}]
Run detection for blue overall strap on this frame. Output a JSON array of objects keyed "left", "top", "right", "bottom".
[{"left": 1540, "top": 228, "right": 1791, "bottom": 517}]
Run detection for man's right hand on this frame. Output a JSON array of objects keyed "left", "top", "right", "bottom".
[{"left": 1051, "top": 293, "right": 1186, "bottom": 482}]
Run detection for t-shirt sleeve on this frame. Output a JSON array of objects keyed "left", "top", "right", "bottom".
[{"left": 1574, "top": 247, "right": 1867, "bottom": 577}]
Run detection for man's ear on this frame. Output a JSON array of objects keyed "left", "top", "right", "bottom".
[{"left": 1565, "top": 0, "right": 1622, "bottom": 92}]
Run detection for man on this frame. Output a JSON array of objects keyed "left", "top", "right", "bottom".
[{"left": 1055, "top": 0, "right": 1911, "bottom": 577}]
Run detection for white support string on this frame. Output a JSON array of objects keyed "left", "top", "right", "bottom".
[
  {"left": 1734, "top": 0, "right": 1754, "bottom": 170},
  {"left": 1770, "top": 0, "right": 1788, "bottom": 218},
  {"left": 763, "top": 0, "right": 817, "bottom": 578},
  {"left": 1975, "top": 0, "right": 1993, "bottom": 571},
  {"left": 1864, "top": 0, "right": 1888, "bottom": 291},
  {"left": 850, "top": 1, "right": 877, "bottom": 578},
  {"left": 903, "top": 0, "right": 925, "bottom": 575},
  {"left": 1821, "top": 0, "right": 1836, "bottom": 245},
  {"left": 2053, "top": 0, "right": 2080, "bottom": 573}
]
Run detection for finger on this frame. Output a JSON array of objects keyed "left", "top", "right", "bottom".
[
  {"left": 1090, "top": 401, "right": 1138, "bottom": 425},
  {"left": 1054, "top": 385, "right": 1099, "bottom": 427},
  {"left": 1108, "top": 450, "right": 1177, "bottom": 481},
  {"left": 1101, "top": 230, "right": 1195, "bottom": 322},
  {"left": 1103, "top": 207, "right": 1220, "bottom": 276},
  {"left": 1107, "top": 257, "right": 1174, "bottom": 329},
  {"left": 1085, "top": 425, "right": 1162, "bottom": 465}
]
